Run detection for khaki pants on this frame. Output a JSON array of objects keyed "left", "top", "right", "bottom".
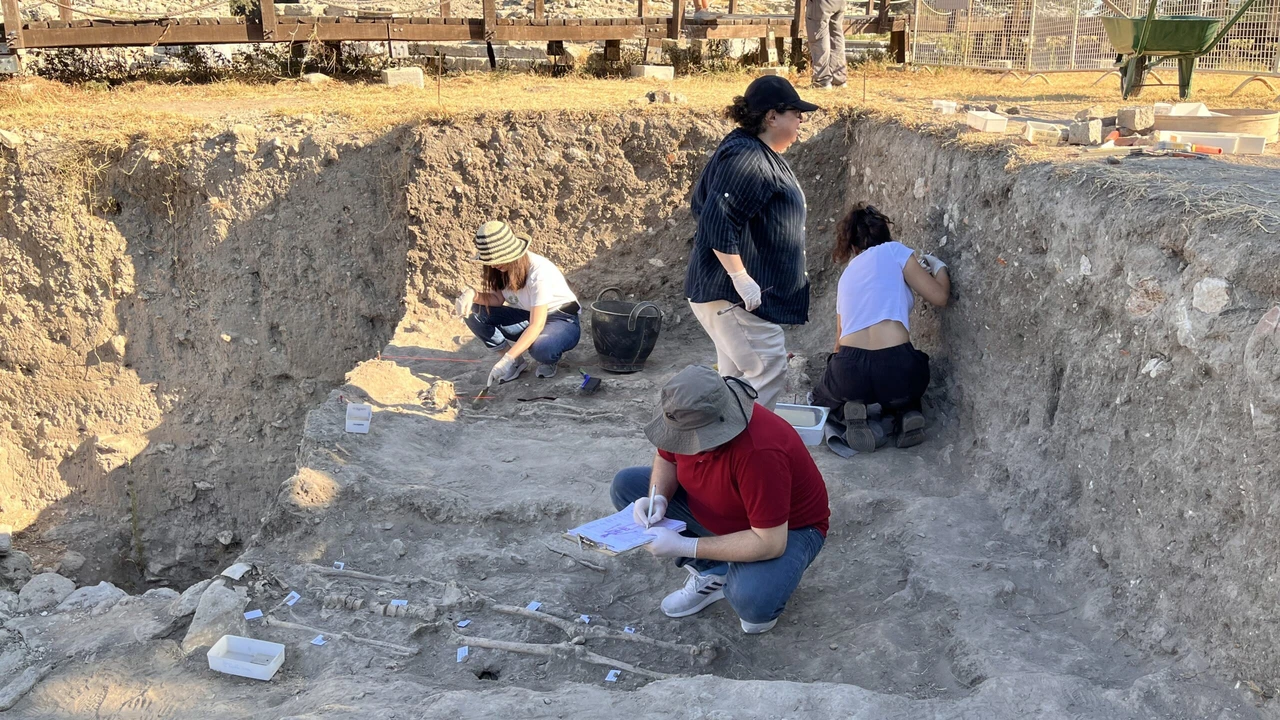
[
  {"left": 689, "top": 300, "right": 789, "bottom": 411},
  {"left": 806, "top": 0, "right": 847, "bottom": 87}
]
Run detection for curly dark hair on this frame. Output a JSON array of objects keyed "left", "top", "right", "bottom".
[
  {"left": 724, "top": 95, "right": 794, "bottom": 135},
  {"left": 832, "top": 203, "right": 895, "bottom": 264}
]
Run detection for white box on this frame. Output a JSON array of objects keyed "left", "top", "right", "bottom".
[
  {"left": 1155, "top": 130, "right": 1239, "bottom": 154},
  {"left": 345, "top": 403, "right": 372, "bottom": 434},
  {"left": 1024, "top": 120, "right": 1064, "bottom": 145},
  {"left": 1169, "top": 102, "right": 1211, "bottom": 117},
  {"left": 208, "top": 635, "right": 285, "bottom": 681},
  {"left": 1154, "top": 102, "right": 1174, "bottom": 116},
  {"left": 932, "top": 100, "right": 957, "bottom": 114},
  {"left": 774, "top": 404, "right": 830, "bottom": 446},
  {"left": 966, "top": 110, "right": 1008, "bottom": 133}
]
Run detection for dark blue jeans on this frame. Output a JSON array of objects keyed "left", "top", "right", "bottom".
[
  {"left": 610, "top": 466, "right": 826, "bottom": 624},
  {"left": 463, "top": 304, "right": 581, "bottom": 365}
]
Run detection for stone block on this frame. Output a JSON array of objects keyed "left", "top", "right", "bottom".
[
  {"left": 1068, "top": 119, "right": 1102, "bottom": 146},
  {"left": 1118, "top": 105, "right": 1155, "bottom": 132},
  {"left": 1192, "top": 277, "right": 1230, "bottom": 314},
  {"left": 381, "top": 66, "right": 424, "bottom": 89},
  {"left": 1075, "top": 104, "right": 1105, "bottom": 121},
  {"left": 630, "top": 64, "right": 674, "bottom": 80},
  {"left": 757, "top": 66, "right": 789, "bottom": 77}
]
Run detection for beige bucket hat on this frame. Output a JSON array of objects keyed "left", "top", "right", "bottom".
[
  {"left": 471, "top": 220, "right": 531, "bottom": 266},
  {"left": 644, "top": 365, "right": 759, "bottom": 455}
]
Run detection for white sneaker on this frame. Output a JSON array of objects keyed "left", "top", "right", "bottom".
[
  {"left": 740, "top": 617, "right": 778, "bottom": 634},
  {"left": 495, "top": 355, "right": 529, "bottom": 384},
  {"left": 660, "top": 565, "right": 726, "bottom": 618},
  {"left": 535, "top": 363, "right": 558, "bottom": 378}
]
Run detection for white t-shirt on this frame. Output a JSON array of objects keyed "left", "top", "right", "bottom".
[
  {"left": 837, "top": 241, "right": 916, "bottom": 336},
  {"left": 502, "top": 252, "right": 579, "bottom": 312}
]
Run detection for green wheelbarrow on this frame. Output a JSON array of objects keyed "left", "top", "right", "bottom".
[{"left": 1101, "top": 0, "right": 1258, "bottom": 99}]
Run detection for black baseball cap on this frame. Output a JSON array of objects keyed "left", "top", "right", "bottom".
[{"left": 743, "top": 75, "right": 820, "bottom": 113}]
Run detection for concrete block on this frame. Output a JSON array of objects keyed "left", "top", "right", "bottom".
[
  {"left": 1118, "top": 105, "right": 1155, "bottom": 132},
  {"left": 757, "top": 66, "right": 789, "bottom": 77},
  {"left": 381, "top": 66, "right": 424, "bottom": 89},
  {"left": 630, "top": 64, "right": 674, "bottom": 80},
  {"left": 1068, "top": 119, "right": 1102, "bottom": 146}
]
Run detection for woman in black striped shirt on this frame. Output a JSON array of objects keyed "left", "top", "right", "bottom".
[{"left": 683, "top": 76, "right": 819, "bottom": 410}]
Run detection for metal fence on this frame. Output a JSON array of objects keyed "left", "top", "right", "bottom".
[{"left": 911, "top": 0, "right": 1280, "bottom": 74}]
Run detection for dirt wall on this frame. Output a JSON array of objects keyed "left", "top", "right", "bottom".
[{"left": 840, "top": 121, "right": 1280, "bottom": 687}]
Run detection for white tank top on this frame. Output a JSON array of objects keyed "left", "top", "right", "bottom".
[{"left": 837, "top": 241, "right": 915, "bottom": 336}]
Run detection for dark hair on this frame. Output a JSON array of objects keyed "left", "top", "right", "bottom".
[
  {"left": 724, "top": 96, "right": 792, "bottom": 136},
  {"left": 832, "top": 203, "right": 895, "bottom": 264},
  {"left": 481, "top": 254, "right": 531, "bottom": 293}
]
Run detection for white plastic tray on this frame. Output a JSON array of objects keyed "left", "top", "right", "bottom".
[
  {"left": 774, "top": 404, "right": 830, "bottom": 446},
  {"left": 345, "top": 403, "right": 372, "bottom": 434},
  {"left": 966, "top": 110, "right": 1008, "bottom": 133},
  {"left": 208, "top": 635, "right": 286, "bottom": 681}
]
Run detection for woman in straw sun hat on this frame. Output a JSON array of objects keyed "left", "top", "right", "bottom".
[{"left": 453, "top": 220, "right": 582, "bottom": 386}]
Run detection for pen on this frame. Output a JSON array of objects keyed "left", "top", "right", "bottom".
[{"left": 645, "top": 484, "right": 656, "bottom": 529}]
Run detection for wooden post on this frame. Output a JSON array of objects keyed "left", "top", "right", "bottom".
[
  {"left": 1067, "top": 0, "right": 1079, "bottom": 69},
  {"left": 961, "top": 0, "right": 972, "bottom": 66},
  {"left": 790, "top": 0, "right": 806, "bottom": 64},
  {"left": 605, "top": 38, "right": 621, "bottom": 60},
  {"left": 728, "top": 0, "right": 738, "bottom": 13},
  {"left": 58, "top": 0, "right": 72, "bottom": 23},
  {"left": 482, "top": 0, "right": 495, "bottom": 41},
  {"left": 670, "top": 0, "right": 684, "bottom": 39},
  {"left": 637, "top": 0, "right": 645, "bottom": 17},
  {"left": 890, "top": 25, "right": 908, "bottom": 62},
  {"left": 775, "top": 34, "right": 786, "bottom": 63},
  {"left": 534, "top": 0, "right": 544, "bottom": 21},
  {"left": 644, "top": 38, "right": 663, "bottom": 62},
  {"left": 1, "top": 0, "right": 23, "bottom": 50},
  {"left": 440, "top": 0, "right": 450, "bottom": 16},
  {"left": 1025, "top": 0, "right": 1035, "bottom": 70},
  {"left": 261, "top": 0, "right": 277, "bottom": 41}
]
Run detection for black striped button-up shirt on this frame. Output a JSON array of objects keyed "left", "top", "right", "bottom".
[{"left": 684, "top": 128, "right": 810, "bottom": 326}]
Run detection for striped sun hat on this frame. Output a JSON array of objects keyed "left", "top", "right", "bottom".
[{"left": 471, "top": 220, "right": 531, "bottom": 266}]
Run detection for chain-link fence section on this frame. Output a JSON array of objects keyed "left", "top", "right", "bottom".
[{"left": 911, "top": 0, "right": 1280, "bottom": 74}]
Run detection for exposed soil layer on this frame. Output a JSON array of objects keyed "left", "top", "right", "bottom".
[{"left": 1, "top": 108, "right": 1278, "bottom": 717}]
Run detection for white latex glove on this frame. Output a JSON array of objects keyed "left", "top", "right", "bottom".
[
  {"left": 454, "top": 288, "right": 476, "bottom": 319},
  {"left": 728, "top": 270, "right": 762, "bottom": 312},
  {"left": 487, "top": 354, "right": 516, "bottom": 387},
  {"left": 920, "top": 254, "right": 948, "bottom": 277},
  {"left": 632, "top": 495, "right": 669, "bottom": 528},
  {"left": 645, "top": 527, "right": 699, "bottom": 558}
]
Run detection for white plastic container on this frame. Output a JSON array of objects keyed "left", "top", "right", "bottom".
[
  {"left": 931, "top": 99, "right": 957, "bottom": 114},
  {"left": 966, "top": 110, "right": 1008, "bottom": 133},
  {"left": 1155, "top": 130, "right": 1239, "bottom": 154},
  {"left": 1023, "top": 120, "right": 1064, "bottom": 145},
  {"left": 774, "top": 404, "right": 830, "bottom": 446},
  {"left": 208, "top": 635, "right": 286, "bottom": 681},
  {"left": 345, "top": 403, "right": 372, "bottom": 434}
]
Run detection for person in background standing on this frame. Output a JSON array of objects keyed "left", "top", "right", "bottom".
[
  {"left": 684, "top": 75, "right": 819, "bottom": 410},
  {"left": 807, "top": 0, "right": 848, "bottom": 90}
]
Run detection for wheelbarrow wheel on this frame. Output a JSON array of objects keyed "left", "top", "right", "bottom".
[{"left": 1121, "top": 54, "right": 1149, "bottom": 99}]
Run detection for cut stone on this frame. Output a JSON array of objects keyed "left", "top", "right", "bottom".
[
  {"left": 381, "top": 67, "right": 425, "bottom": 89},
  {"left": 1075, "top": 104, "right": 1105, "bottom": 121},
  {"left": 1068, "top": 120, "right": 1103, "bottom": 146},
  {"left": 1118, "top": 105, "right": 1155, "bottom": 132},
  {"left": 17, "top": 573, "right": 75, "bottom": 613},
  {"left": 630, "top": 65, "right": 675, "bottom": 81},
  {"left": 302, "top": 72, "right": 332, "bottom": 85}
]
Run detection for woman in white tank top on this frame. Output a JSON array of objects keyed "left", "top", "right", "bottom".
[{"left": 811, "top": 204, "right": 950, "bottom": 452}]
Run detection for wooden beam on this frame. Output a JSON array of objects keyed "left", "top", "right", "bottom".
[
  {"left": 482, "top": 0, "right": 495, "bottom": 40},
  {"left": 260, "top": 0, "right": 277, "bottom": 40},
  {"left": 1, "top": 0, "right": 24, "bottom": 49},
  {"left": 58, "top": 0, "right": 72, "bottom": 23},
  {"left": 790, "top": 0, "right": 804, "bottom": 40},
  {"left": 670, "top": 0, "right": 683, "bottom": 38}
]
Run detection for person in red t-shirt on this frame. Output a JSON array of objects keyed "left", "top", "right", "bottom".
[{"left": 609, "top": 364, "right": 830, "bottom": 634}]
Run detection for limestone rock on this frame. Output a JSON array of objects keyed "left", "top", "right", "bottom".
[
  {"left": 1192, "top": 277, "right": 1230, "bottom": 314},
  {"left": 1075, "top": 104, "right": 1105, "bottom": 121},
  {"left": 0, "top": 525, "right": 10, "bottom": 554},
  {"left": 302, "top": 72, "right": 332, "bottom": 85},
  {"left": 0, "top": 129, "right": 23, "bottom": 149},
  {"left": 390, "top": 539, "right": 407, "bottom": 558},
  {"left": 230, "top": 123, "right": 258, "bottom": 155},
  {"left": 1118, "top": 105, "right": 1154, "bottom": 132},
  {"left": 143, "top": 587, "right": 180, "bottom": 601},
  {"left": 55, "top": 581, "right": 126, "bottom": 615},
  {"left": 18, "top": 573, "right": 75, "bottom": 613},
  {"left": 0, "top": 590, "right": 16, "bottom": 614},
  {"left": 169, "top": 578, "right": 213, "bottom": 617},
  {"left": 0, "top": 551, "right": 32, "bottom": 592},
  {"left": 58, "top": 551, "right": 85, "bottom": 575},
  {"left": 1068, "top": 119, "right": 1102, "bottom": 146},
  {"left": 181, "top": 581, "right": 247, "bottom": 653}
]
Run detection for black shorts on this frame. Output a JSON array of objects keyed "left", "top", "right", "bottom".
[{"left": 812, "top": 342, "right": 930, "bottom": 415}]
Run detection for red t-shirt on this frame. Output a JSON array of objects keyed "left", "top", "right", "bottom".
[{"left": 658, "top": 405, "right": 830, "bottom": 537}]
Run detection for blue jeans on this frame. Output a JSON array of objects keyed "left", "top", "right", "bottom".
[
  {"left": 463, "top": 305, "right": 581, "bottom": 365},
  {"left": 610, "top": 466, "right": 826, "bottom": 624}
]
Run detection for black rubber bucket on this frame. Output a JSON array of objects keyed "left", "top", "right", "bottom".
[{"left": 589, "top": 287, "right": 663, "bottom": 374}]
